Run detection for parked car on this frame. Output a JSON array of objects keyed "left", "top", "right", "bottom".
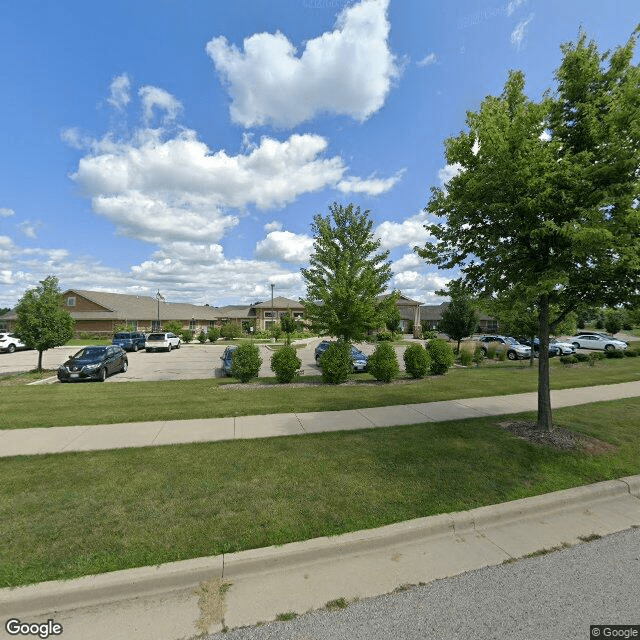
[
  {"left": 57, "top": 346, "right": 128, "bottom": 382},
  {"left": 549, "top": 339, "right": 577, "bottom": 355},
  {"left": 112, "top": 331, "right": 147, "bottom": 352},
  {"left": 568, "top": 334, "right": 628, "bottom": 351},
  {"left": 577, "top": 331, "right": 629, "bottom": 346},
  {"left": 0, "top": 332, "right": 28, "bottom": 353},
  {"left": 220, "top": 345, "right": 238, "bottom": 376},
  {"left": 314, "top": 340, "right": 369, "bottom": 372},
  {"left": 145, "top": 332, "right": 181, "bottom": 352},
  {"left": 478, "top": 336, "right": 532, "bottom": 360}
]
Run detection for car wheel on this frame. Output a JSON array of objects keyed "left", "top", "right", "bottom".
[
  {"left": 121, "top": 360, "right": 128, "bottom": 373},
  {"left": 97, "top": 367, "right": 107, "bottom": 382},
  {"left": 507, "top": 350, "right": 517, "bottom": 360},
  {"left": 604, "top": 344, "right": 615, "bottom": 352},
  {"left": 167, "top": 343, "right": 172, "bottom": 352},
  {"left": 572, "top": 342, "right": 580, "bottom": 349},
  {"left": 481, "top": 347, "right": 488, "bottom": 356},
  {"left": 176, "top": 342, "right": 180, "bottom": 349},
  {"left": 7, "top": 344, "right": 16, "bottom": 353}
]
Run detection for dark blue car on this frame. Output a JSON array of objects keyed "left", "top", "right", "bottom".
[{"left": 58, "top": 346, "right": 128, "bottom": 382}]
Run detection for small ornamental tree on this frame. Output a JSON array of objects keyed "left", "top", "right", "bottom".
[
  {"left": 14, "top": 275, "right": 75, "bottom": 371},
  {"left": 207, "top": 327, "right": 219, "bottom": 342},
  {"left": 320, "top": 341, "right": 352, "bottom": 384},
  {"left": 438, "top": 281, "right": 478, "bottom": 353},
  {"left": 180, "top": 329, "right": 194, "bottom": 344},
  {"left": 367, "top": 342, "right": 399, "bottom": 382},
  {"left": 270, "top": 345, "right": 302, "bottom": 383},
  {"left": 280, "top": 310, "right": 297, "bottom": 345},
  {"left": 604, "top": 309, "right": 624, "bottom": 335},
  {"left": 403, "top": 343, "right": 431, "bottom": 379},
  {"left": 197, "top": 330, "right": 207, "bottom": 344},
  {"left": 231, "top": 342, "right": 262, "bottom": 382}
]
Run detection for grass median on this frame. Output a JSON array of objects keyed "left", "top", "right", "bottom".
[
  {"left": 1, "top": 396, "right": 639, "bottom": 588},
  {"left": 2, "top": 357, "right": 640, "bottom": 430}
]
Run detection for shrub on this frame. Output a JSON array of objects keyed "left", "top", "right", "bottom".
[
  {"left": 180, "top": 329, "right": 194, "bottom": 344},
  {"left": 270, "top": 345, "right": 301, "bottom": 383},
  {"left": 376, "top": 332, "right": 394, "bottom": 341},
  {"left": 403, "top": 344, "right": 431, "bottom": 378},
  {"left": 497, "top": 350, "right": 507, "bottom": 361},
  {"left": 270, "top": 325, "right": 283, "bottom": 340},
  {"left": 368, "top": 342, "right": 400, "bottom": 382},
  {"left": 163, "top": 321, "right": 183, "bottom": 335},
  {"left": 423, "top": 330, "right": 438, "bottom": 341},
  {"left": 574, "top": 352, "right": 589, "bottom": 363},
  {"left": 320, "top": 342, "right": 352, "bottom": 384},
  {"left": 220, "top": 323, "right": 242, "bottom": 340},
  {"left": 605, "top": 349, "right": 625, "bottom": 359},
  {"left": 230, "top": 342, "right": 262, "bottom": 382},
  {"left": 560, "top": 355, "right": 578, "bottom": 365},
  {"left": 459, "top": 348, "right": 473, "bottom": 367},
  {"left": 486, "top": 343, "right": 498, "bottom": 359},
  {"left": 472, "top": 346, "right": 485, "bottom": 366},
  {"left": 588, "top": 352, "right": 604, "bottom": 366},
  {"left": 427, "top": 338, "right": 455, "bottom": 375},
  {"left": 197, "top": 330, "right": 207, "bottom": 344},
  {"left": 624, "top": 348, "right": 638, "bottom": 357},
  {"left": 207, "top": 327, "right": 219, "bottom": 343}
]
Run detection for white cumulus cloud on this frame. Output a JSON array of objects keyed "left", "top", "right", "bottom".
[
  {"left": 337, "top": 170, "right": 404, "bottom": 196},
  {"left": 206, "top": 0, "right": 399, "bottom": 128},
  {"left": 0, "top": 208, "right": 16, "bottom": 218},
  {"left": 255, "top": 230, "right": 314, "bottom": 263},
  {"left": 417, "top": 53, "right": 437, "bottom": 67},
  {"left": 375, "top": 211, "right": 431, "bottom": 250},
  {"left": 139, "top": 86, "right": 182, "bottom": 124}
]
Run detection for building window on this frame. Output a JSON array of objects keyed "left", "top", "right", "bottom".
[
  {"left": 293, "top": 312, "right": 303, "bottom": 319},
  {"left": 189, "top": 319, "right": 197, "bottom": 330},
  {"left": 67, "top": 296, "right": 76, "bottom": 307},
  {"left": 264, "top": 311, "right": 275, "bottom": 318}
]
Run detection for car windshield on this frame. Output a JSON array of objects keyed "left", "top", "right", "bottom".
[
  {"left": 74, "top": 347, "right": 106, "bottom": 359},
  {"left": 114, "top": 333, "right": 130, "bottom": 339},
  {"left": 505, "top": 337, "right": 519, "bottom": 345},
  {"left": 147, "top": 334, "right": 165, "bottom": 340}
]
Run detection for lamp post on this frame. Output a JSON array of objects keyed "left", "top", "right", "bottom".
[
  {"left": 156, "top": 291, "right": 164, "bottom": 330},
  {"left": 270, "top": 283, "right": 275, "bottom": 332}
]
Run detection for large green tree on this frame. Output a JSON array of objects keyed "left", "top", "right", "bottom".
[
  {"left": 416, "top": 29, "right": 640, "bottom": 430},
  {"left": 301, "top": 202, "right": 398, "bottom": 342},
  {"left": 14, "top": 276, "right": 75, "bottom": 371}
]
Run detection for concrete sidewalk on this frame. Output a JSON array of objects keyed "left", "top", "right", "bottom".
[
  {"left": 1, "top": 380, "right": 639, "bottom": 457},
  {"left": 1, "top": 476, "right": 639, "bottom": 640}
]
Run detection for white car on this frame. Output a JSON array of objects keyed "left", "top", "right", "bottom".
[
  {"left": 568, "top": 334, "right": 628, "bottom": 351},
  {"left": 144, "top": 332, "right": 181, "bottom": 352},
  {"left": 0, "top": 332, "right": 28, "bottom": 353},
  {"left": 549, "top": 339, "right": 576, "bottom": 355}
]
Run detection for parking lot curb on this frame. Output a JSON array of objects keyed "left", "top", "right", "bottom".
[{"left": 2, "top": 475, "right": 638, "bottom": 620}]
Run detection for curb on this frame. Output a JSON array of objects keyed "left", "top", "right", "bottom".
[{"left": 2, "top": 475, "right": 638, "bottom": 618}]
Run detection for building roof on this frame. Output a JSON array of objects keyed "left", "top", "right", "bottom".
[{"left": 253, "top": 296, "right": 304, "bottom": 310}]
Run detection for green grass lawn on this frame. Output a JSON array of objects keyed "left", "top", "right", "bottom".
[
  {"left": 2, "top": 396, "right": 639, "bottom": 589},
  {"left": 1, "top": 357, "right": 639, "bottom": 430}
]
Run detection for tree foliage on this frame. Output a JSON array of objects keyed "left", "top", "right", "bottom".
[
  {"left": 301, "top": 202, "right": 398, "bottom": 342},
  {"left": 437, "top": 280, "right": 478, "bottom": 353},
  {"left": 415, "top": 28, "right": 640, "bottom": 429},
  {"left": 14, "top": 276, "right": 75, "bottom": 370},
  {"left": 319, "top": 341, "right": 352, "bottom": 384},
  {"left": 270, "top": 345, "right": 301, "bottom": 383},
  {"left": 403, "top": 343, "right": 431, "bottom": 379}
]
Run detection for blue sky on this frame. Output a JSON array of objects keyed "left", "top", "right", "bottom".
[{"left": 1, "top": 0, "right": 638, "bottom": 308}]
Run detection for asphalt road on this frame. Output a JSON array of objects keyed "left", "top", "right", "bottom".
[{"left": 209, "top": 527, "right": 640, "bottom": 640}]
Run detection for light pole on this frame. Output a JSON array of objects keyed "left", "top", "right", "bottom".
[{"left": 270, "top": 283, "right": 275, "bottom": 332}]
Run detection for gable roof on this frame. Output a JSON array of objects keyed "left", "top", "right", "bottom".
[{"left": 253, "top": 296, "right": 304, "bottom": 310}]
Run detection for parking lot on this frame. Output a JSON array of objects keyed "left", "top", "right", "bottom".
[{"left": 0, "top": 339, "right": 382, "bottom": 383}]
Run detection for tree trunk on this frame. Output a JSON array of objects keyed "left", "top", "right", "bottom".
[
  {"left": 37, "top": 349, "right": 43, "bottom": 372},
  {"left": 537, "top": 296, "right": 553, "bottom": 431}
]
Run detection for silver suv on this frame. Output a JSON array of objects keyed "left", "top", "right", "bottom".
[{"left": 478, "top": 335, "right": 531, "bottom": 360}]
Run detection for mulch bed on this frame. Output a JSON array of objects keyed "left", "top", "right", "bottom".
[{"left": 497, "top": 420, "right": 618, "bottom": 454}]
